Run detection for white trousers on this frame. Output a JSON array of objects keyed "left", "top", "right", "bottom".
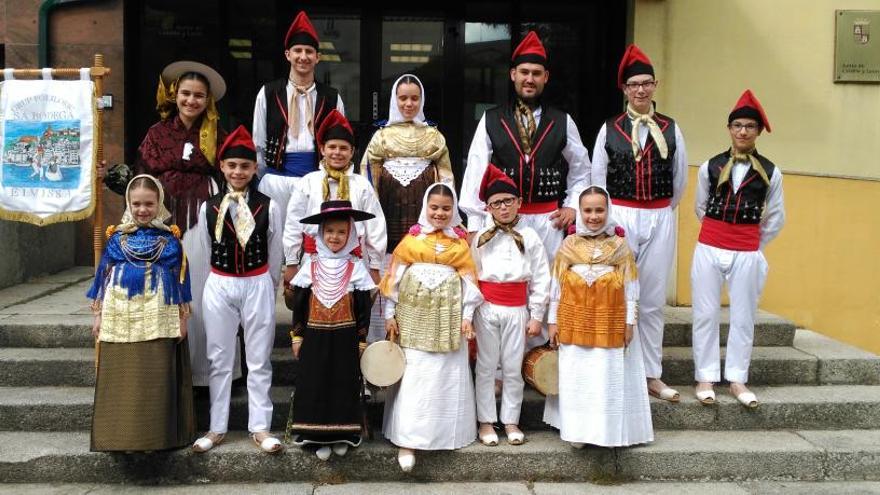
[
  {"left": 181, "top": 226, "right": 241, "bottom": 386},
  {"left": 612, "top": 204, "right": 675, "bottom": 379},
  {"left": 203, "top": 271, "right": 276, "bottom": 434},
  {"left": 517, "top": 210, "right": 562, "bottom": 350},
  {"left": 690, "top": 242, "right": 768, "bottom": 384},
  {"left": 258, "top": 174, "right": 300, "bottom": 227},
  {"left": 474, "top": 302, "right": 528, "bottom": 425}
]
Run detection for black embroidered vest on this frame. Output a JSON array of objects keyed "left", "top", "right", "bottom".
[
  {"left": 704, "top": 150, "right": 776, "bottom": 225},
  {"left": 485, "top": 105, "right": 568, "bottom": 204},
  {"left": 264, "top": 79, "right": 339, "bottom": 169},
  {"left": 206, "top": 190, "right": 272, "bottom": 274},
  {"left": 604, "top": 112, "right": 677, "bottom": 201}
]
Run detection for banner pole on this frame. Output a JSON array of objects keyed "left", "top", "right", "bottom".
[{"left": 92, "top": 53, "right": 106, "bottom": 269}]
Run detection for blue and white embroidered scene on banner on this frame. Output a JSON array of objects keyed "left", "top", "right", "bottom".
[{"left": 0, "top": 76, "right": 95, "bottom": 225}]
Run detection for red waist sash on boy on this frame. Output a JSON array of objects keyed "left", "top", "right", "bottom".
[
  {"left": 211, "top": 265, "right": 270, "bottom": 277},
  {"left": 303, "top": 235, "right": 364, "bottom": 257},
  {"left": 698, "top": 217, "right": 760, "bottom": 251},
  {"left": 479, "top": 280, "right": 529, "bottom": 307},
  {"left": 610, "top": 197, "right": 671, "bottom": 209},
  {"left": 518, "top": 201, "right": 558, "bottom": 215}
]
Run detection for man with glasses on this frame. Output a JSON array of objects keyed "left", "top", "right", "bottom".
[
  {"left": 461, "top": 30, "right": 590, "bottom": 268},
  {"left": 690, "top": 90, "right": 785, "bottom": 409},
  {"left": 252, "top": 11, "right": 345, "bottom": 227},
  {"left": 591, "top": 44, "right": 688, "bottom": 403}
]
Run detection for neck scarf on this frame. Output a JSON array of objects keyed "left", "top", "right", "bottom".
[
  {"left": 477, "top": 215, "right": 524, "bottom": 253},
  {"left": 717, "top": 148, "right": 771, "bottom": 192},
  {"left": 388, "top": 74, "right": 427, "bottom": 126},
  {"left": 576, "top": 185, "right": 619, "bottom": 237},
  {"left": 155, "top": 75, "right": 219, "bottom": 165},
  {"left": 321, "top": 160, "right": 352, "bottom": 201},
  {"left": 625, "top": 103, "right": 668, "bottom": 162},
  {"left": 515, "top": 99, "right": 537, "bottom": 155},
  {"left": 288, "top": 80, "right": 316, "bottom": 140},
  {"left": 213, "top": 186, "right": 255, "bottom": 248},
  {"left": 116, "top": 174, "right": 173, "bottom": 234}
]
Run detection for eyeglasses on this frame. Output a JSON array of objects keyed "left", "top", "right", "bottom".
[
  {"left": 624, "top": 80, "right": 657, "bottom": 90},
  {"left": 487, "top": 197, "right": 518, "bottom": 209},
  {"left": 728, "top": 122, "right": 761, "bottom": 132}
]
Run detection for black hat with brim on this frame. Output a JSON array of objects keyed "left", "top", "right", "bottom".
[{"left": 300, "top": 200, "right": 375, "bottom": 224}]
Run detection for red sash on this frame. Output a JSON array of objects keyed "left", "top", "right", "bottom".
[
  {"left": 698, "top": 217, "right": 760, "bottom": 251},
  {"left": 611, "top": 197, "right": 671, "bottom": 209},
  {"left": 480, "top": 280, "right": 528, "bottom": 307}
]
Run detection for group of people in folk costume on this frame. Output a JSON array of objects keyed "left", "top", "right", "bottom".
[{"left": 87, "top": 10, "right": 785, "bottom": 470}]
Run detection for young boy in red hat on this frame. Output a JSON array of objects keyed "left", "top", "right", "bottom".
[
  {"left": 691, "top": 90, "right": 785, "bottom": 409},
  {"left": 193, "top": 125, "right": 284, "bottom": 454},
  {"left": 282, "top": 109, "right": 386, "bottom": 296},
  {"left": 591, "top": 44, "right": 689, "bottom": 403},
  {"left": 253, "top": 11, "right": 346, "bottom": 226},
  {"left": 471, "top": 164, "right": 551, "bottom": 447}
]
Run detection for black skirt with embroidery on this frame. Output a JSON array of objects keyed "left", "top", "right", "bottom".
[{"left": 287, "top": 287, "right": 371, "bottom": 445}]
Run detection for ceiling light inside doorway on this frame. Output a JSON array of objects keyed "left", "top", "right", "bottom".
[
  {"left": 390, "top": 55, "right": 429, "bottom": 63},
  {"left": 390, "top": 43, "right": 433, "bottom": 52}
]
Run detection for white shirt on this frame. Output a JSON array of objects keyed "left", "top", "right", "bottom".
[
  {"left": 252, "top": 81, "right": 346, "bottom": 175},
  {"left": 283, "top": 168, "right": 387, "bottom": 269},
  {"left": 471, "top": 223, "right": 551, "bottom": 321},
  {"left": 461, "top": 107, "right": 591, "bottom": 232},
  {"left": 196, "top": 197, "right": 283, "bottom": 288},
  {"left": 591, "top": 120, "right": 689, "bottom": 209},
  {"left": 694, "top": 158, "right": 785, "bottom": 249}
]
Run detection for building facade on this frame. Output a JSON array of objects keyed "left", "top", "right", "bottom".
[{"left": 1, "top": 0, "right": 878, "bottom": 354}]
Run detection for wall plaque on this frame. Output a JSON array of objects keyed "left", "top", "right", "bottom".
[{"left": 835, "top": 10, "right": 880, "bottom": 83}]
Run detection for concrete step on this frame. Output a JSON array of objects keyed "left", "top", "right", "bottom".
[
  {"left": 0, "top": 429, "right": 878, "bottom": 483},
  {"left": 3, "top": 330, "right": 875, "bottom": 387},
  {"left": 4, "top": 384, "right": 880, "bottom": 433},
  {"left": 0, "top": 277, "right": 796, "bottom": 349},
  {"left": 4, "top": 481, "right": 880, "bottom": 494},
  {"left": 0, "top": 307, "right": 796, "bottom": 349},
  {"left": 0, "top": 267, "right": 94, "bottom": 311}
]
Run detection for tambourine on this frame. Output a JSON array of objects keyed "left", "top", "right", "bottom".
[{"left": 360, "top": 340, "right": 406, "bottom": 387}]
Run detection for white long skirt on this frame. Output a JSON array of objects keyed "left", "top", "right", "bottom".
[
  {"left": 383, "top": 337, "right": 477, "bottom": 450},
  {"left": 182, "top": 224, "right": 242, "bottom": 386},
  {"left": 543, "top": 330, "right": 654, "bottom": 447}
]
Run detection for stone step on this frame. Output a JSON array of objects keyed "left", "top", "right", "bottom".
[
  {"left": 0, "top": 307, "right": 795, "bottom": 347},
  {"left": 4, "top": 481, "right": 880, "bottom": 494},
  {"left": 2, "top": 330, "right": 875, "bottom": 387},
  {"left": 0, "top": 429, "right": 878, "bottom": 483},
  {"left": 3, "top": 384, "right": 880, "bottom": 433},
  {"left": 0, "top": 304, "right": 796, "bottom": 349}
]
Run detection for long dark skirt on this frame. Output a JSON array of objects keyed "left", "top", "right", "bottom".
[
  {"left": 376, "top": 163, "right": 437, "bottom": 252},
  {"left": 288, "top": 325, "right": 363, "bottom": 446},
  {"left": 91, "top": 338, "right": 195, "bottom": 452}
]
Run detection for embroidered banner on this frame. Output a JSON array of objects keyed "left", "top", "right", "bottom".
[{"left": 0, "top": 78, "right": 96, "bottom": 225}]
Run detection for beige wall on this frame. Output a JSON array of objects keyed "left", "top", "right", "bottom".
[
  {"left": 634, "top": 0, "right": 880, "bottom": 178},
  {"left": 633, "top": 0, "right": 880, "bottom": 353}
]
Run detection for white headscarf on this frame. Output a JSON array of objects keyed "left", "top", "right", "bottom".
[
  {"left": 417, "top": 182, "right": 464, "bottom": 239},
  {"left": 116, "top": 174, "right": 172, "bottom": 233},
  {"left": 575, "top": 185, "right": 619, "bottom": 237},
  {"left": 387, "top": 74, "right": 426, "bottom": 126},
  {"left": 292, "top": 216, "right": 375, "bottom": 303}
]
